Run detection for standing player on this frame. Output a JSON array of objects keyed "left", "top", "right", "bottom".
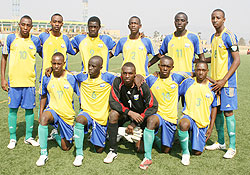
[
  {"left": 73, "top": 56, "right": 117, "bottom": 167},
  {"left": 1, "top": 15, "right": 41, "bottom": 149},
  {"left": 140, "top": 56, "right": 191, "bottom": 170},
  {"left": 36, "top": 52, "right": 79, "bottom": 166},
  {"left": 178, "top": 61, "right": 218, "bottom": 165},
  {"left": 114, "top": 16, "right": 155, "bottom": 76},
  {"left": 39, "top": 13, "right": 75, "bottom": 84},
  {"left": 71, "top": 16, "right": 116, "bottom": 72},
  {"left": 148, "top": 12, "right": 205, "bottom": 72},
  {"left": 104, "top": 62, "right": 158, "bottom": 164},
  {"left": 205, "top": 9, "right": 240, "bottom": 159}
]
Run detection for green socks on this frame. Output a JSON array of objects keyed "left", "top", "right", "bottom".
[
  {"left": 53, "top": 132, "right": 62, "bottom": 148},
  {"left": 144, "top": 128, "right": 155, "bottom": 160},
  {"left": 38, "top": 125, "right": 48, "bottom": 156},
  {"left": 226, "top": 115, "right": 236, "bottom": 149},
  {"left": 74, "top": 123, "right": 85, "bottom": 156},
  {"left": 8, "top": 108, "right": 18, "bottom": 140},
  {"left": 25, "top": 109, "right": 34, "bottom": 140},
  {"left": 178, "top": 130, "right": 189, "bottom": 155},
  {"left": 154, "top": 135, "right": 161, "bottom": 151},
  {"left": 215, "top": 113, "right": 225, "bottom": 144}
]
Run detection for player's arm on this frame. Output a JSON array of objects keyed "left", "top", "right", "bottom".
[
  {"left": 109, "top": 51, "right": 114, "bottom": 59},
  {"left": 1, "top": 54, "right": 9, "bottom": 92},
  {"left": 148, "top": 53, "right": 162, "bottom": 68},
  {"left": 205, "top": 106, "right": 217, "bottom": 142},
  {"left": 40, "top": 94, "right": 47, "bottom": 118},
  {"left": 211, "top": 46, "right": 240, "bottom": 92}
]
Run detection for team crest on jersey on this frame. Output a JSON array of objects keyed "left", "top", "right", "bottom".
[
  {"left": 64, "top": 84, "right": 69, "bottom": 89},
  {"left": 100, "top": 83, "right": 105, "bottom": 87},
  {"left": 219, "top": 44, "right": 222, "bottom": 48},
  {"left": 61, "top": 44, "right": 65, "bottom": 48},
  {"left": 205, "top": 93, "right": 211, "bottom": 98},
  {"left": 134, "top": 94, "right": 139, "bottom": 100},
  {"left": 170, "top": 84, "right": 176, "bottom": 89},
  {"left": 98, "top": 44, "right": 103, "bottom": 48},
  {"left": 185, "top": 43, "right": 190, "bottom": 48},
  {"left": 29, "top": 45, "right": 34, "bottom": 49},
  {"left": 139, "top": 46, "right": 144, "bottom": 50},
  {"left": 156, "top": 86, "right": 160, "bottom": 90},
  {"left": 171, "top": 44, "right": 174, "bottom": 47}
]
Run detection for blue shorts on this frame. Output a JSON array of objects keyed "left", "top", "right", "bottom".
[
  {"left": 8, "top": 87, "right": 36, "bottom": 109},
  {"left": 154, "top": 114, "right": 177, "bottom": 148},
  {"left": 78, "top": 110, "right": 107, "bottom": 148},
  {"left": 220, "top": 87, "right": 238, "bottom": 111},
  {"left": 181, "top": 115, "right": 207, "bottom": 152},
  {"left": 45, "top": 108, "right": 73, "bottom": 143}
]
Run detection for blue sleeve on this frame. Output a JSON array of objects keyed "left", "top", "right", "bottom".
[
  {"left": 31, "top": 35, "right": 42, "bottom": 53},
  {"left": 210, "top": 34, "right": 215, "bottom": 44},
  {"left": 41, "top": 76, "right": 50, "bottom": 95},
  {"left": 178, "top": 78, "right": 193, "bottom": 96},
  {"left": 102, "top": 72, "right": 117, "bottom": 85},
  {"left": 145, "top": 75, "right": 158, "bottom": 88},
  {"left": 100, "top": 35, "right": 116, "bottom": 50},
  {"left": 114, "top": 37, "right": 127, "bottom": 56},
  {"left": 74, "top": 72, "right": 88, "bottom": 83},
  {"left": 71, "top": 35, "right": 86, "bottom": 50},
  {"left": 141, "top": 38, "right": 155, "bottom": 55},
  {"left": 2, "top": 34, "right": 16, "bottom": 54},
  {"left": 159, "top": 35, "right": 172, "bottom": 55},
  {"left": 67, "top": 74, "right": 80, "bottom": 96},
  {"left": 187, "top": 33, "right": 202, "bottom": 55},
  {"left": 172, "top": 72, "right": 191, "bottom": 85},
  {"left": 39, "top": 32, "right": 50, "bottom": 45},
  {"left": 223, "top": 32, "right": 238, "bottom": 49},
  {"left": 63, "top": 35, "right": 76, "bottom": 55},
  {"left": 211, "top": 92, "right": 218, "bottom": 107}
]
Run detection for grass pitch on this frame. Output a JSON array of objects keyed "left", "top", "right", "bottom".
[{"left": 0, "top": 52, "right": 250, "bottom": 175}]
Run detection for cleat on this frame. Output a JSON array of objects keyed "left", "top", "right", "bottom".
[
  {"left": 139, "top": 157, "right": 152, "bottom": 170},
  {"left": 223, "top": 148, "right": 236, "bottom": 159},
  {"left": 104, "top": 151, "right": 117, "bottom": 163},
  {"left": 73, "top": 155, "right": 84, "bottom": 167},
  {"left": 24, "top": 137, "right": 40, "bottom": 147},
  {"left": 36, "top": 155, "right": 48, "bottom": 166},
  {"left": 7, "top": 139, "right": 16, "bottom": 149},
  {"left": 48, "top": 129, "right": 58, "bottom": 141},
  {"left": 181, "top": 154, "right": 190, "bottom": 166},
  {"left": 117, "top": 134, "right": 123, "bottom": 142},
  {"left": 205, "top": 142, "right": 226, "bottom": 150}
]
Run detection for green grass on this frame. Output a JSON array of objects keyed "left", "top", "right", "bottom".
[{"left": 0, "top": 52, "right": 250, "bottom": 175}]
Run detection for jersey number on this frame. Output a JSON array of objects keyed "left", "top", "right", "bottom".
[
  {"left": 214, "top": 50, "right": 217, "bottom": 58},
  {"left": 19, "top": 51, "right": 27, "bottom": 60},
  {"left": 176, "top": 49, "right": 183, "bottom": 58},
  {"left": 92, "top": 91, "right": 97, "bottom": 99},
  {"left": 162, "top": 92, "right": 170, "bottom": 101},
  {"left": 196, "top": 98, "right": 201, "bottom": 107},
  {"left": 131, "top": 52, "right": 136, "bottom": 60},
  {"left": 57, "top": 91, "right": 63, "bottom": 99},
  {"left": 90, "top": 49, "right": 95, "bottom": 57},
  {"left": 128, "top": 100, "right": 132, "bottom": 108}
]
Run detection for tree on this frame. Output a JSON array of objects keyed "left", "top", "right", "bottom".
[{"left": 238, "top": 37, "right": 246, "bottom": 46}]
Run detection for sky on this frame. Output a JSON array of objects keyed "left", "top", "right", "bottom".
[{"left": 0, "top": 0, "right": 249, "bottom": 42}]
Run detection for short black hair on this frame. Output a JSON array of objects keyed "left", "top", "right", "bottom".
[
  {"left": 175, "top": 12, "right": 188, "bottom": 21},
  {"left": 195, "top": 60, "right": 208, "bottom": 69},
  {"left": 88, "top": 16, "right": 101, "bottom": 26},
  {"left": 212, "top": 9, "right": 225, "bottom": 18},
  {"left": 52, "top": 52, "right": 65, "bottom": 60},
  {"left": 20, "top": 15, "right": 32, "bottom": 23},
  {"left": 129, "top": 16, "right": 141, "bottom": 24},
  {"left": 89, "top": 55, "right": 103, "bottom": 66},
  {"left": 51, "top": 13, "right": 63, "bottom": 21},
  {"left": 122, "top": 62, "right": 136, "bottom": 71}
]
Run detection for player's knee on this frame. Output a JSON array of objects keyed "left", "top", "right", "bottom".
[
  {"left": 76, "top": 116, "right": 88, "bottom": 125},
  {"left": 39, "top": 113, "right": 50, "bottom": 126},
  {"left": 146, "top": 115, "right": 158, "bottom": 130},
  {"left": 224, "top": 111, "right": 233, "bottom": 117},
  {"left": 109, "top": 110, "right": 119, "bottom": 124},
  {"left": 179, "top": 119, "right": 190, "bottom": 131}
]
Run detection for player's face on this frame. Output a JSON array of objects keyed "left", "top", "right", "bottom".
[
  {"left": 158, "top": 58, "right": 174, "bottom": 78},
  {"left": 88, "top": 58, "right": 102, "bottom": 78},
  {"left": 195, "top": 63, "right": 208, "bottom": 83},
  {"left": 211, "top": 11, "right": 225, "bottom": 30},
  {"left": 50, "top": 15, "right": 63, "bottom": 32},
  {"left": 174, "top": 14, "right": 188, "bottom": 32},
  {"left": 121, "top": 66, "right": 136, "bottom": 87},
  {"left": 128, "top": 18, "right": 141, "bottom": 35},
  {"left": 51, "top": 56, "right": 65, "bottom": 74},
  {"left": 19, "top": 18, "right": 33, "bottom": 38},
  {"left": 88, "top": 21, "right": 100, "bottom": 37}
]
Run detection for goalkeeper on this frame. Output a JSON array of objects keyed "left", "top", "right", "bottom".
[{"left": 104, "top": 62, "right": 158, "bottom": 164}]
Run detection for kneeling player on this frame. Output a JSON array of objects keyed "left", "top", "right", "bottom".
[
  {"left": 73, "top": 56, "right": 116, "bottom": 167},
  {"left": 36, "top": 52, "right": 79, "bottom": 166},
  {"left": 140, "top": 56, "right": 191, "bottom": 170},
  {"left": 178, "top": 61, "right": 218, "bottom": 166}
]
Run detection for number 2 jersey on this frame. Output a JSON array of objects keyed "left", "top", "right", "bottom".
[
  {"left": 2, "top": 33, "right": 42, "bottom": 87},
  {"left": 179, "top": 78, "right": 219, "bottom": 128},
  {"left": 109, "top": 77, "right": 158, "bottom": 118}
]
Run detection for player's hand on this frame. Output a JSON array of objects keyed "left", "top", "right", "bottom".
[
  {"left": 128, "top": 111, "right": 144, "bottom": 123},
  {"left": 45, "top": 67, "right": 52, "bottom": 77},
  {"left": 205, "top": 128, "right": 213, "bottom": 142},
  {"left": 131, "top": 127, "right": 143, "bottom": 143},
  {"left": 1, "top": 79, "right": 9, "bottom": 92},
  {"left": 211, "top": 79, "right": 227, "bottom": 93},
  {"left": 45, "top": 28, "right": 52, "bottom": 33},
  {"left": 153, "top": 71, "right": 160, "bottom": 77},
  {"left": 134, "top": 74, "right": 145, "bottom": 90}
]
